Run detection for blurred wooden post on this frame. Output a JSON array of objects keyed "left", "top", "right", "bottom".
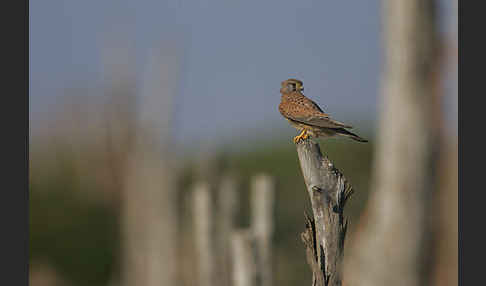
[
  {"left": 429, "top": 0, "right": 457, "bottom": 284},
  {"left": 343, "top": 0, "right": 440, "bottom": 285},
  {"left": 231, "top": 230, "right": 257, "bottom": 286},
  {"left": 123, "top": 157, "right": 177, "bottom": 286},
  {"left": 120, "top": 47, "right": 179, "bottom": 286},
  {"left": 295, "top": 140, "right": 354, "bottom": 286},
  {"left": 250, "top": 174, "right": 275, "bottom": 286},
  {"left": 216, "top": 175, "right": 238, "bottom": 286},
  {"left": 193, "top": 182, "right": 216, "bottom": 286}
]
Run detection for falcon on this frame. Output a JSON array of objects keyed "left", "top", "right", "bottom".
[{"left": 278, "top": 78, "right": 368, "bottom": 144}]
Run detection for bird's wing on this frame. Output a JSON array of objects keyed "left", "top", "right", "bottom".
[
  {"left": 296, "top": 113, "right": 353, "bottom": 129},
  {"left": 306, "top": 98, "right": 326, "bottom": 113},
  {"left": 280, "top": 97, "right": 353, "bottom": 129}
]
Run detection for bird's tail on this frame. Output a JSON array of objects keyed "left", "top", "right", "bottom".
[{"left": 335, "top": 128, "right": 368, "bottom": 143}]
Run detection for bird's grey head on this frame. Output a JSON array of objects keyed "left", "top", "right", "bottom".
[{"left": 280, "top": 78, "right": 304, "bottom": 94}]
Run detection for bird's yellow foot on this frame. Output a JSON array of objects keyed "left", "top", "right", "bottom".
[{"left": 293, "top": 130, "right": 309, "bottom": 144}]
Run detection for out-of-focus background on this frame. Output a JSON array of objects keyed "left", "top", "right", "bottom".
[{"left": 29, "top": 1, "right": 457, "bottom": 286}]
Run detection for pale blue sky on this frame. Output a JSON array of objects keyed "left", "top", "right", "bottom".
[{"left": 30, "top": 0, "right": 456, "bottom": 144}]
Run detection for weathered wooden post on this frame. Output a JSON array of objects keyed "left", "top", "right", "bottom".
[{"left": 295, "top": 140, "right": 354, "bottom": 286}]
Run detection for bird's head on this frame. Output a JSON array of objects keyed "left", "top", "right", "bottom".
[{"left": 280, "top": 78, "right": 304, "bottom": 94}]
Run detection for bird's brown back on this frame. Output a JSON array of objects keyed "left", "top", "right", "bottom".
[
  {"left": 279, "top": 91, "right": 328, "bottom": 119},
  {"left": 279, "top": 90, "right": 353, "bottom": 129}
]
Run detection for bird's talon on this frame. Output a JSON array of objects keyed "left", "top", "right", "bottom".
[{"left": 293, "top": 130, "right": 308, "bottom": 144}]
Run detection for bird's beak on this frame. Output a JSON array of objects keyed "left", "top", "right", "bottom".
[{"left": 300, "top": 87, "right": 304, "bottom": 92}]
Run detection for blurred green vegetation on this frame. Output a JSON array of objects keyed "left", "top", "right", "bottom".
[
  {"left": 29, "top": 146, "right": 120, "bottom": 286},
  {"left": 29, "top": 136, "right": 373, "bottom": 286}
]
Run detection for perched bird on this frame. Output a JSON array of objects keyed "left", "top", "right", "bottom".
[{"left": 278, "top": 78, "right": 368, "bottom": 143}]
